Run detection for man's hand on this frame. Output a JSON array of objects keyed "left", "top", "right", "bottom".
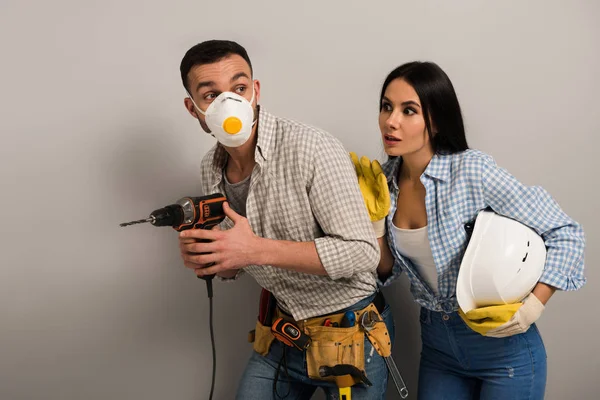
[
  {"left": 178, "top": 202, "right": 261, "bottom": 278},
  {"left": 178, "top": 225, "right": 233, "bottom": 279}
]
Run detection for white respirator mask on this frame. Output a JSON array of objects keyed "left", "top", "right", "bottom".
[{"left": 187, "top": 87, "right": 256, "bottom": 148}]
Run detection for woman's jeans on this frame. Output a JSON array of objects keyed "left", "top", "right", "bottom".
[{"left": 418, "top": 308, "right": 547, "bottom": 400}]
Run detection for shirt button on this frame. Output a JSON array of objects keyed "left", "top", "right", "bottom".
[{"left": 442, "top": 314, "right": 450, "bottom": 321}]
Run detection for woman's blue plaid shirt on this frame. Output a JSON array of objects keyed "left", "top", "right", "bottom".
[{"left": 379, "top": 149, "right": 586, "bottom": 313}]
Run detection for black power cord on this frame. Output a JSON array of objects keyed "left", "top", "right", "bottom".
[
  {"left": 119, "top": 194, "right": 225, "bottom": 400},
  {"left": 204, "top": 278, "right": 216, "bottom": 400}
]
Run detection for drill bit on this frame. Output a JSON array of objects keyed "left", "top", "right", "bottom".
[{"left": 119, "top": 217, "right": 154, "bottom": 227}]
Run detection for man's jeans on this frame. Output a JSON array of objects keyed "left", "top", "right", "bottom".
[
  {"left": 418, "top": 308, "right": 547, "bottom": 400},
  {"left": 236, "top": 293, "right": 395, "bottom": 399}
]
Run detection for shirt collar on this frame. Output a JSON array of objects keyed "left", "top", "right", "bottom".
[
  {"left": 384, "top": 152, "right": 452, "bottom": 188},
  {"left": 423, "top": 153, "right": 452, "bottom": 182},
  {"left": 383, "top": 157, "right": 402, "bottom": 191},
  {"left": 254, "top": 106, "right": 276, "bottom": 163}
]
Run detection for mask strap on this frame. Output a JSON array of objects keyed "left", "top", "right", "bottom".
[
  {"left": 185, "top": 90, "right": 207, "bottom": 116},
  {"left": 249, "top": 84, "right": 255, "bottom": 105},
  {"left": 249, "top": 85, "right": 258, "bottom": 126},
  {"left": 186, "top": 84, "right": 256, "bottom": 118}
]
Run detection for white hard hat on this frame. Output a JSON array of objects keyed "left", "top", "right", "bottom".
[{"left": 456, "top": 210, "right": 546, "bottom": 313}]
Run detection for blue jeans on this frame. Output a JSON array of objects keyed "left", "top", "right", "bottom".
[
  {"left": 236, "top": 293, "right": 396, "bottom": 399},
  {"left": 418, "top": 308, "right": 547, "bottom": 400}
]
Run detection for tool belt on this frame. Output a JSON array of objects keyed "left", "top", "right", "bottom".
[{"left": 248, "top": 290, "right": 392, "bottom": 382}]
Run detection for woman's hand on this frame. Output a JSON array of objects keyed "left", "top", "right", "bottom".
[
  {"left": 486, "top": 293, "right": 545, "bottom": 338},
  {"left": 350, "top": 152, "right": 391, "bottom": 237}
]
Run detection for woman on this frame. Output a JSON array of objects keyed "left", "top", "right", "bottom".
[{"left": 352, "top": 62, "right": 586, "bottom": 399}]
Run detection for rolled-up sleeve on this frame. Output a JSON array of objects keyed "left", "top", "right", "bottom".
[
  {"left": 481, "top": 155, "right": 586, "bottom": 291},
  {"left": 308, "top": 135, "right": 380, "bottom": 280}
]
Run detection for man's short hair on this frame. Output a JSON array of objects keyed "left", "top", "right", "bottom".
[{"left": 180, "top": 40, "right": 253, "bottom": 91}]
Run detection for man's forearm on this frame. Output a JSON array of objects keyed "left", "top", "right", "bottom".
[{"left": 254, "top": 237, "right": 328, "bottom": 276}]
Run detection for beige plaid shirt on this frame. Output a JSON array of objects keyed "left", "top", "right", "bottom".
[{"left": 200, "top": 108, "right": 379, "bottom": 320}]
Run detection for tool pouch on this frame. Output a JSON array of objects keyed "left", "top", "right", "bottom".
[
  {"left": 248, "top": 289, "right": 277, "bottom": 356},
  {"left": 249, "top": 320, "right": 276, "bottom": 356},
  {"left": 363, "top": 305, "right": 393, "bottom": 358},
  {"left": 304, "top": 324, "right": 365, "bottom": 381},
  {"left": 258, "top": 289, "right": 277, "bottom": 326}
]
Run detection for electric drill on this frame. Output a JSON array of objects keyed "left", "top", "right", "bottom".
[{"left": 120, "top": 193, "right": 227, "bottom": 295}]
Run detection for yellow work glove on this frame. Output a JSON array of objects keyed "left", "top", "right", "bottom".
[
  {"left": 459, "top": 303, "right": 522, "bottom": 336},
  {"left": 486, "top": 294, "right": 545, "bottom": 338},
  {"left": 349, "top": 152, "right": 391, "bottom": 238},
  {"left": 459, "top": 294, "right": 545, "bottom": 337}
]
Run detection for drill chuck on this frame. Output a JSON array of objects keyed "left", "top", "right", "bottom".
[{"left": 148, "top": 204, "right": 185, "bottom": 227}]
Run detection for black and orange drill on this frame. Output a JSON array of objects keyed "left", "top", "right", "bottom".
[{"left": 119, "top": 193, "right": 227, "bottom": 291}]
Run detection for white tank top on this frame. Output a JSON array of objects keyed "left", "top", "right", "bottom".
[{"left": 391, "top": 224, "right": 439, "bottom": 294}]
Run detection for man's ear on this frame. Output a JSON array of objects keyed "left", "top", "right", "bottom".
[
  {"left": 253, "top": 79, "right": 261, "bottom": 106},
  {"left": 184, "top": 97, "right": 199, "bottom": 119}
]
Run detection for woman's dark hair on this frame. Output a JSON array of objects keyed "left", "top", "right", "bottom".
[{"left": 380, "top": 61, "right": 468, "bottom": 154}]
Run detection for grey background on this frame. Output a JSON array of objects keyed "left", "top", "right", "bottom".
[{"left": 0, "top": 0, "right": 598, "bottom": 399}]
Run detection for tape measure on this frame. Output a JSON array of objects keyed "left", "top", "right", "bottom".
[{"left": 271, "top": 318, "right": 311, "bottom": 351}]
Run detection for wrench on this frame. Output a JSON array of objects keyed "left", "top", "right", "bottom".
[{"left": 360, "top": 311, "right": 409, "bottom": 399}]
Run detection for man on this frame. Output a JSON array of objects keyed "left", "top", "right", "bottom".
[{"left": 178, "top": 39, "right": 393, "bottom": 399}]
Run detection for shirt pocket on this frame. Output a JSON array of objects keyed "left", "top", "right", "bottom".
[{"left": 440, "top": 208, "right": 469, "bottom": 250}]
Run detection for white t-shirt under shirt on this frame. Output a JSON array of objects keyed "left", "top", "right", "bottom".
[{"left": 391, "top": 223, "right": 439, "bottom": 295}]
